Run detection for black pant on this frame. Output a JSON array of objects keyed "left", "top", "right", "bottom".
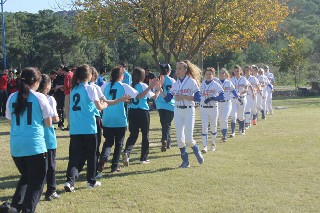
[
  {"left": 100, "top": 127, "right": 126, "bottom": 170},
  {"left": 0, "top": 89, "right": 7, "bottom": 117},
  {"left": 55, "top": 93, "right": 65, "bottom": 127},
  {"left": 124, "top": 108, "right": 150, "bottom": 161},
  {"left": 158, "top": 109, "right": 174, "bottom": 147},
  {"left": 46, "top": 149, "right": 56, "bottom": 196},
  {"left": 11, "top": 153, "right": 47, "bottom": 213},
  {"left": 66, "top": 134, "right": 97, "bottom": 186}
]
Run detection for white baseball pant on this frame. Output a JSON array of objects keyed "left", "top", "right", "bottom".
[
  {"left": 200, "top": 106, "right": 218, "bottom": 146},
  {"left": 174, "top": 107, "right": 196, "bottom": 148}
]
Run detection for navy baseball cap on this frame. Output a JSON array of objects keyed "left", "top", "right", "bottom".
[{"left": 160, "top": 63, "right": 171, "bottom": 71}]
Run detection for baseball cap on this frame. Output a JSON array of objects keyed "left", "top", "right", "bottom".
[
  {"left": 159, "top": 63, "right": 171, "bottom": 71},
  {"left": 263, "top": 65, "right": 269, "bottom": 70}
]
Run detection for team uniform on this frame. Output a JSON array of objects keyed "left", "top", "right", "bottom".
[
  {"left": 98, "top": 81, "right": 139, "bottom": 173},
  {"left": 155, "top": 75, "right": 176, "bottom": 150},
  {"left": 200, "top": 79, "right": 224, "bottom": 152},
  {"left": 96, "top": 74, "right": 107, "bottom": 87},
  {"left": 6, "top": 90, "right": 53, "bottom": 213},
  {"left": 258, "top": 75, "right": 269, "bottom": 119},
  {"left": 123, "top": 82, "right": 155, "bottom": 164},
  {"left": 216, "top": 79, "right": 237, "bottom": 141},
  {"left": 44, "top": 95, "right": 59, "bottom": 200},
  {"left": 230, "top": 76, "right": 249, "bottom": 135},
  {"left": 244, "top": 75, "right": 260, "bottom": 127},
  {"left": 265, "top": 72, "right": 275, "bottom": 114},
  {"left": 65, "top": 82, "right": 100, "bottom": 190},
  {"left": 166, "top": 75, "right": 204, "bottom": 168}
]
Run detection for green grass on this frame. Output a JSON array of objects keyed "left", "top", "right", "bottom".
[{"left": 0, "top": 97, "right": 320, "bottom": 212}]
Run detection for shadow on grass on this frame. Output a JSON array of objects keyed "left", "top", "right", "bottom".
[
  {"left": 104, "top": 167, "right": 177, "bottom": 179},
  {"left": 0, "top": 132, "right": 10, "bottom": 136}
]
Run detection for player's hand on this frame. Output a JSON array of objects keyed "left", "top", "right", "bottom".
[
  {"left": 149, "top": 78, "right": 158, "bottom": 88},
  {"left": 159, "top": 75, "right": 165, "bottom": 86},
  {"left": 238, "top": 97, "right": 244, "bottom": 105},
  {"left": 204, "top": 97, "right": 214, "bottom": 104}
]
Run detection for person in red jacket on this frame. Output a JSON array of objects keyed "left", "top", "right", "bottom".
[
  {"left": 0, "top": 69, "right": 8, "bottom": 117},
  {"left": 63, "top": 67, "right": 74, "bottom": 131},
  {"left": 7, "top": 70, "right": 18, "bottom": 96}
]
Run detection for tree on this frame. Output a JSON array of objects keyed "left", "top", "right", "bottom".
[{"left": 75, "top": 0, "right": 288, "bottom": 66}]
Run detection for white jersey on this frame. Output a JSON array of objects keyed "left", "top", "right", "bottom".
[
  {"left": 246, "top": 75, "right": 259, "bottom": 95},
  {"left": 265, "top": 72, "right": 275, "bottom": 84},
  {"left": 200, "top": 80, "right": 223, "bottom": 106},
  {"left": 230, "top": 76, "right": 249, "bottom": 96},
  {"left": 170, "top": 76, "right": 200, "bottom": 107},
  {"left": 216, "top": 79, "right": 235, "bottom": 101},
  {"left": 91, "top": 83, "right": 105, "bottom": 99}
]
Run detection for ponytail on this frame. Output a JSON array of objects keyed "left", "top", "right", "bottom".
[
  {"left": 131, "top": 67, "right": 145, "bottom": 88},
  {"left": 15, "top": 67, "right": 41, "bottom": 117},
  {"left": 71, "top": 65, "right": 90, "bottom": 89},
  {"left": 109, "top": 68, "right": 122, "bottom": 95}
]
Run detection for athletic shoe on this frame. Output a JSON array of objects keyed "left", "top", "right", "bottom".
[
  {"left": 222, "top": 137, "right": 227, "bottom": 142},
  {"left": 179, "top": 161, "right": 190, "bottom": 168},
  {"left": 87, "top": 181, "right": 101, "bottom": 188},
  {"left": 241, "top": 129, "right": 245, "bottom": 135},
  {"left": 140, "top": 160, "right": 151, "bottom": 164},
  {"left": 45, "top": 192, "right": 60, "bottom": 201},
  {"left": 245, "top": 123, "right": 250, "bottom": 129},
  {"left": 64, "top": 182, "right": 75, "bottom": 192},
  {"left": 95, "top": 172, "right": 103, "bottom": 179},
  {"left": 201, "top": 146, "right": 208, "bottom": 153},
  {"left": 230, "top": 133, "right": 235, "bottom": 138},
  {"left": 111, "top": 166, "right": 121, "bottom": 173},
  {"left": 192, "top": 145, "right": 204, "bottom": 164},
  {"left": 210, "top": 144, "right": 216, "bottom": 152},
  {"left": 161, "top": 140, "right": 167, "bottom": 152},
  {"left": 122, "top": 153, "right": 129, "bottom": 167}
]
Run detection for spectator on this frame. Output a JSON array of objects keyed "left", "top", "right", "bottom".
[
  {"left": 53, "top": 66, "right": 65, "bottom": 130},
  {"left": 63, "top": 67, "right": 74, "bottom": 131},
  {"left": 49, "top": 71, "right": 57, "bottom": 96},
  {"left": 7, "top": 70, "right": 18, "bottom": 96},
  {"left": 0, "top": 69, "right": 9, "bottom": 117}
]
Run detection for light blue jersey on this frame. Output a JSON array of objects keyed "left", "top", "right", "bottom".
[
  {"left": 69, "top": 82, "right": 99, "bottom": 135},
  {"left": 96, "top": 75, "right": 107, "bottom": 87},
  {"left": 122, "top": 70, "right": 132, "bottom": 85},
  {"left": 130, "top": 83, "right": 154, "bottom": 110},
  {"left": 155, "top": 76, "right": 175, "bottom": 111},
  {"left": 44, "top": 96, "right": 58, "bottom": 149},
  {"left": 6, "top": 90, "right": 53, "bottom": 157},
  {"left": 101, "top": 81, "right": 139, "bottom": 127}
]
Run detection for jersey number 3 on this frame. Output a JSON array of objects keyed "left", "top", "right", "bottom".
[{"left": 72, "top": 93, "right": 81, "bottom": 111}]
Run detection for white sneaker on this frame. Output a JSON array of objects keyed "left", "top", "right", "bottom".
[
  {"left": 64, "top": 182, "right": 75, "bottom": 192},
  {"left": 87, "top": 181, "right": 101, "bottom": 188},
  {"left": 122, "top": 153, "right": 129, "bottom": 167},
  {"left": 95, "top": 172, "right": 103, "bottom": 179},
  {"left": 230, "top": 133, "right": 235, "bottom": 138},
  {"left": 140, "top": 160, "right": 150, "bottom": 164},
  {"left": 210, "top": 144, "right": 216, "bottom": 152},
  {"left": 201, "top": 146, "right": 208, "bottom": 153}
]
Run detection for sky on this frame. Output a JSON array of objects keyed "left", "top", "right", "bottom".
[{"left": 3, "top": 0, "right": 68, "bottom": 13}]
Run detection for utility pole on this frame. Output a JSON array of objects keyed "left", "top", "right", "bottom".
[{"left": 1, "top": 0, "right": 7, "bottom": 69}]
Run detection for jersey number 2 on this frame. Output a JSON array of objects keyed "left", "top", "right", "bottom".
[{"left": 72, "top": 93, "right": 81, "bottom": 111}]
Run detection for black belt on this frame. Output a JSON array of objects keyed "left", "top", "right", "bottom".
[
  {"left": 234, "top": 96, "right": 245, "bottom": 99},
  {"left": 218, "top": 100, "right": 230, "bottom": 103},
  {"left": 176, "top": 106, "right": 193, "bottom": 109},
  {"left": 200, "top": 105, "right": 214, "bottom": 108}
]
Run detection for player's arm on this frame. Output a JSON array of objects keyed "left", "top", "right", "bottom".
[{"left": 135, "top": 78, "right": 158, "bottom": 99}]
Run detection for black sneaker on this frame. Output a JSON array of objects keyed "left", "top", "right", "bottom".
[
  {"left": 45, "top": 192, "right": 60, "bottom": 201},
  {"left": 0, "top": 202, "right": 18, "bottom": 213}
]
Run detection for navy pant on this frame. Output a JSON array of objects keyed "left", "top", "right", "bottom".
[
  {"left": 0, "top": 89, "right": 7, "bottom": 117},
  {"left": 124, "top": 108, "right": 150, "bottom": 161},
  {"left": 66, "top": 134, "right": 97, "bottom": 186},
  {"left": 11, "top": 153, "right": 47, "bottom": 213},
  {"left": 46, "top": 149, "right": 57, "bottom": 196},
  {"left": 158, "top": 109, "right": 174, "bottom": 147}
]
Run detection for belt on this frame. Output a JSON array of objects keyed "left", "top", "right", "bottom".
[
  {"left": 176, "top": 106, "right": 193, "bottom": 109},
  {"left": 234, "top": 96, "right": 245, "bottom": 99},
  {"left": 200, "top": 105, "right": 214, "bottom": 108},
  {"left": 218, "top": 100, "right": 230, "bottom": 103}
]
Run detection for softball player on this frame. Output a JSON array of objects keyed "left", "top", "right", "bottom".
[
  {"left": 230, "top": 65, "right": 248, "bottom": 136},
  {"left": 6, "top": 67, "right": 53, "bottom": 213},
  {"left": 122, "top": 68, "right": 160, "bottom": 166},
  {"left": 217, "top": 68, "right": 238, "bottom": 142},
  {"left": 156, "top": 64, "right": 176, "bottom": 152},
  {"left": 252, "top": 66, "right": 263, "bottom": 124},
  {"left": 65, "top": 64, "right": 108, "bottom": 192},
  {"left": 244, "top": 66, "right": 259, "bottom": 129},
  {"left": 258, "top": 68, "right": 269, "bottom": 119},
  {"left": 162, "top": 60, "right": 203, "bottom": 168},
  {"left": 38, "top": 74, "right": 60, "bottom": 201},
  {"left": 264, "top": 65, "right": 275, "bottom": 114},
  {"left": 200, "top": 67, "right": 224, "bottom": 153}
]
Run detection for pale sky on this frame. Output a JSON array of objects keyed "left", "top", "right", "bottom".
[{"left": 3, "top": 0, "right": 69, "bottom": 13}]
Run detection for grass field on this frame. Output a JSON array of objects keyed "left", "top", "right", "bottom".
[{"left": 0, "top": 97, "right": 320, "bottom": 212}]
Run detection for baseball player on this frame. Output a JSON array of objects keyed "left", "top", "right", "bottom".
[
  {"left": 217, "top": 68, "right": 239, "bottom": 142},
  {"left": 230, "top": 65, "right": 248, "bottom": 136},
  {"left": 258, "top": 68, "right": 270, "bottom": 119},
  {"left": 200, "top": 67, "right": 224, "bottom": 153},
  {"left": 161, "top": 60, "right": 203, "bottom": 168},
  {"left": 264, "top": 65, "right": 275, "bottom": 114},
  {"left": 252, "top": 66, "right": 265, "bottom": 123},
  {"left": 244, "top": 66, "right": 259, "bottom": 129}
]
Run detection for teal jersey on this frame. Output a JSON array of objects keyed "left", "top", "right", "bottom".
[
  {"left": 69, "top": 82, "right": 99, "bottom": 135},
  {"left": 155, "top": 76, "right": 175, "bottom": 111},
  {"left": 6, "top": 90, "right": 53, "bottom": 157},
  {"left": 44, "top": 96, "right": 58, "bottom": 149},
  {"left": 122, "top": 70, "right": 132, "bottom": 85},
  {"left": 101, "top": 81, "right": 138, "bottom": 127},
  {"left": 130, "top": 82, "right": 154, "bottom": 110}
]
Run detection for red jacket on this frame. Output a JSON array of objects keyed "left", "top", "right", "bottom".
[
  {"left": 64, "top": 71, "right": 74, "bottom": 95},
  {"left": 7, "top": 78, "right": 18, "bottom": 94},
  {"left": 0, "top": 75, "right": 8, "bottom": 90}
]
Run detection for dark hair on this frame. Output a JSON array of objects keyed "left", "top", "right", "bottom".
[
  {"left": 159, "top": 64, "right": 171, "bottom": 75},
  {"left": 71, "top": 64, "right": 91, "bottom": 89},
  {"left": 118, "top": 62, "right": 127, "bottom": 68},
  {"left": 100, "top": 67, "right": 106, "bottom": 74},
  {"left": 132, "top": 67, "right": 145, "bottom": 87},
  {"left": 109, "top": 68, "right": 122, "bottom": 95},
  {"left": 62, "top": 67, "right": 69, "bottom": 72},
  {"left": 14, "top": 67, "right": 41, "bottom": 117},
  {"left": 50, "top": 70, "right": 57, "bottom": 75},
  {"left": 91, "top": 66, "right": 99, "bottom": 82},
  {"left": 38, "top": 74, "right": 51, "bottom": 93}
]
